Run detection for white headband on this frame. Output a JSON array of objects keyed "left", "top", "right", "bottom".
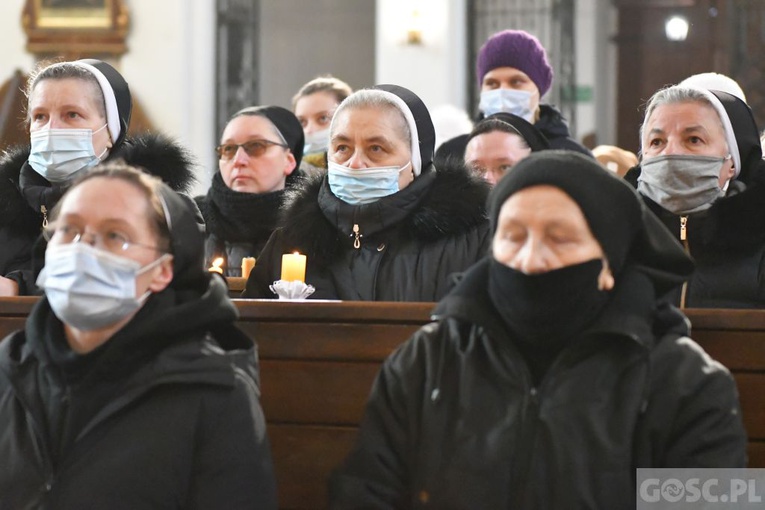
[
  {"left": 690, "top": 86, "right": 741, "bottom": 178},
  {"left": 331, "top": 90, "right": 423, "bottom": 177},
  {"left": 72, "top": 61, "right": 121, "bottom": 144}
]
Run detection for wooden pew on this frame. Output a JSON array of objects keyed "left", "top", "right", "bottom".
[{"left": 0, "top": 298, "right": 763, "bottom": 509}]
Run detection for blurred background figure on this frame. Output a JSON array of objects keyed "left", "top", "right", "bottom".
[
  {"left": 292, "top": 75, "right": 353, "bottom": 176},
  {"left": 430, "top": 103, "right": 474, "bottom": 152},
  {"left": 195, "top": 106, "right": 304, "bottom": 276},
  {"left": 464, "top": 112, "right": 550, "bottom": 186},
  {"left": 592, "top": 144, "right": 638, "bottom": 177},
  {"left": 679, "top": 72, "right": 747, "bottom": 103}
]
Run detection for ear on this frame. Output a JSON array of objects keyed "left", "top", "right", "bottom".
[
  {"left": 148, "top": 255, "right": 174, "bottom": 293},
  {"left": 284, "top": 151, "right": 297, "bottom": 176},
  {"left": 598, "top": 259, "right": 615, "bottom": 291}
]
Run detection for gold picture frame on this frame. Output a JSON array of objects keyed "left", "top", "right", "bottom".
[{"left": 22, "top": 0, "right": 129, "bottom": 58}]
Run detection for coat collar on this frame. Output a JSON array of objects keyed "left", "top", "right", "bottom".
[{"left": 278, "top": 159, "right": 490, "bottom": 269}]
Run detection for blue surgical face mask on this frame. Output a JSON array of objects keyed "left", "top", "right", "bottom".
[
  {"left": 304, "top": 128, "right": 330, "bottom": 155},
  {"left": 28, "top": 124, "right": 109, "bottom": 183},
  {"left": 36, "top": 242, "right": 167, "bottom": 331},
  {"left": 479, "top": 89, "right": 535, "bottom": 122},
  {"left": 327, "top": 160, "right": 412, "bottom": 205}
]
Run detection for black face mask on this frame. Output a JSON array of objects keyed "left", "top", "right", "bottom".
[{"left": 488, "top": 258, "right": 611, "bottom": 350}]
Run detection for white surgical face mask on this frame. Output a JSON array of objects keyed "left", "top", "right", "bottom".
[
  {"left": 637, "top": 154, "right": 730, "bottom": 215},
  {"left": 327, "top": 160, "right": 411, "bottom": 205},
  {"left": 304, "top": 128, "right": 330, "bottom": 155},
  {"left": 28, "top": 124, "right": 109, "bottom": 183},
  {"left": 479, "top": 89, "right": 535, "bottom": 122},
  {"left": 36, "top": 242, "right": 166, "bottom": 331}
]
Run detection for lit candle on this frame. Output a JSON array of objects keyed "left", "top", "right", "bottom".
[
  {"left": 208, "top": 257, "right": 224, "bottom": 275},
  {"left": 281, "top": 252, "right": 306, "bottom": 282},
  {"left": 241, "top": 257, "right": 256, "bottom": 279}
]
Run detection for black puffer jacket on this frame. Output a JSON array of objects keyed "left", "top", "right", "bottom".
[
  {"left": 0, "top": 133, "right": 197, "bottom": 294},
  {"left": 243, "top": 160, "right": 491, "bottom": 301},
  {"left": 625, "top": 165, "right": 765, "bottom": 308},
  {"left": 535, "top": 104, "right": 592, "bottom": 156},
  {"left": 0, "top": 277, "right": 276, "bottom": 510},
  {"left": 329, "top": 258, "right": 747, "bottom": 509}
]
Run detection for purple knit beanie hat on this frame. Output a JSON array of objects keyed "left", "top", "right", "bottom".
[{"left": 476, "top": 30, "right": 554, "bottom": 97}]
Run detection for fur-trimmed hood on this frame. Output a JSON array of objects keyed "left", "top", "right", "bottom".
[
  {"left": 0, "top": 132, "right": 197, "bottom": 231},
  {"left": 277, "top": 158, "right": 490, "bottom": 269}
]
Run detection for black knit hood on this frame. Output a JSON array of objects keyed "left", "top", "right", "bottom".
[{"left": 277, "top": 158, "right": 490, "bottom": 269}]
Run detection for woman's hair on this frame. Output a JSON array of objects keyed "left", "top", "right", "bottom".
[
  {"left": 640, "top": 86, "right": 724, "bottom": 149},
  {"left": 467, "top": 119, "right": 530, "bottom": 149},
  {"left": 25, "top": 60, "right": 106, "bottom": 123},
  {"left": 291, "top": 75, "right": 353, "bottom": 110},
  {"left": 332, "top": 89, "right": 411, "bottom": 146},
  {"left": 50, "top": 161, "right": 172, "bottom": 252}
]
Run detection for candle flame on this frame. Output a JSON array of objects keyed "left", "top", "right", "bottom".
[{"left": 212, "top": 257, "right": 224, "bottom": 268}]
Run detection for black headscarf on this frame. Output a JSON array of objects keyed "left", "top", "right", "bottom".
[
  {"left": 488, "top": 151, "right": 694, "bottom": 294},
  {"left": 476, "top": 112, "right": 551, "bottom": 152},
  {"left": 157, "top": 183, "right": 209, "bottom": 297},
  {"left": 76, "top": 59, "right": 133, "bottom": 151},
  {"left": 232, "top": 106, "right": 305, "bottom": 169},
  {"left": 372, "top": 84, "right": 436, "bottom": 174}
]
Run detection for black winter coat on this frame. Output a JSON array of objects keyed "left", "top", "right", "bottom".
[
  {"left": 0, "top": 277, "right": 277, "bottom": 510},
  {"left": 625, "top": 165, "right": 765, "bottom": 308},
  {"left": 330, "top": 258, "right": 747, "bottom": 509},
  {"left": 535, "top": 104, "right": 593, "bottom": 156},
  {"left": 0, "top": 134, "right": 197, "bottom": 294},
  {"left": 243, "top": 161, "right": 491, "bottom": 301}
]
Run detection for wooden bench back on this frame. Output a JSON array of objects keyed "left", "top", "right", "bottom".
[{"left": 0, "top": 298, "right": 762, "bottom": 509}]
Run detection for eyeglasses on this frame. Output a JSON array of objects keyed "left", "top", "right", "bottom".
[
  {"left": 44, "top": 223, "right": 165, "bottom": 255},
  {"left": 215, "top": 139, "right": 289, "bottom": 161}
]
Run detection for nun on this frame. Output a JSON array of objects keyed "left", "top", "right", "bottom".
[
  {"left": 0, "top": 162, "right": 276, "bottom": 508},
  {"left": 243, "top": 84, "right": 491, "bottom": 301},
  {"left": 0, "top": 58, "right": 196, "bottom": 296}
]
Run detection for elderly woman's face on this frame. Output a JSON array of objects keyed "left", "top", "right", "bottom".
[
  {"left": 492, "top": 185, "right": 612, "bottom": 284},
  {"left": 329, "top": 106, "right": 414, "bottom": 190},
  {"left": 642, "top": 101, "right": 735, "bottom": 187},
  {"left": 29, "top": 78, "right": 112, "bottom": 157},
  {"left": 49, "top": 177, "right": 173, "bottom": 297},
  {"left": 218, "top": 115, "right": 296, "bottom": 194}
]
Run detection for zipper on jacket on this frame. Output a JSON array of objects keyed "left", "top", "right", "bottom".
[
  {"left": 351, "top": 223, "right": 362, "bottom": 249},
  {"left": 679, "top": 216, "right": 689, "bottom": 308},
  {"left": 41, "top": 205, "right": 48, "bottom": 229}
]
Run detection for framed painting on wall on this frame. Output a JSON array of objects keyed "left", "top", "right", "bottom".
[{"left": 22, "top": 0, "right": 129, "bottom": 58}]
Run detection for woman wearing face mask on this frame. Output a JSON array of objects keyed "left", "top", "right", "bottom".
[
  {"left": 330, "top": 152, "right": 746, "bottom": 509},
  {"left": 195, "top": 106, "right": 304, "bottom": 276},
  {"left": 474, "top": 29, "right": 591, "bottom": 157},
  {"left": 292, "top": 75, "right": 353, "bottom": 176},
  {"left": 0, "top": 163, "right": 276, "bottom": 509},
  {"left": 243, "top": 84, "right": 491, "bottom": 301},
  {"left": 0, "top": 59, "right": 195, "bottom": 296},
  {"left": 624, "top": 85, "right": 765, "bottom": 308}
]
